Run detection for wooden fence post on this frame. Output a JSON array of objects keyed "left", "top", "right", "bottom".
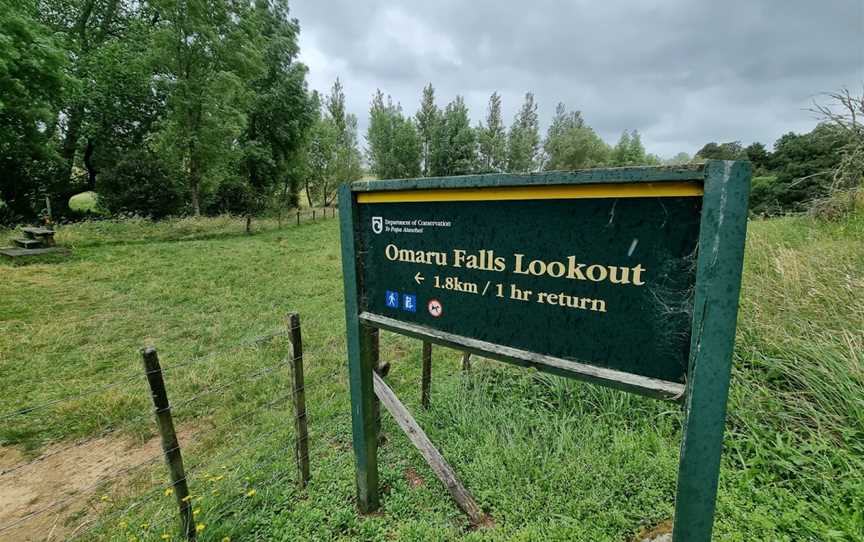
[
  {"left": 297, "top": 211, "right": 300, "bottom": 225},
  {"left": 141, "top": 347, "right": 196, "bottom": 541},
  {"left": 461, "top": 352, "right": 472, "bottom": 371},
  {"left": 312, "top": 210, "right": 316, "bottom": 221},
  {"left": 421, "top": 342, "right": 432, "bottom": 409},
  {"left": 286, "top": 313, "right": 311, "bottom": 487}
]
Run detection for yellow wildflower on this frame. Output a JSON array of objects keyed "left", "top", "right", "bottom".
[
  {"left": 181, "top": 494, "right": 193, "bottom": 503},
  {"left": 160, "top": 535, "right": 171, "bottom": 541},
  {"left": 196, "top": 523, "right": 206, "bottom": 533},
  {"left": 100, "top": 495, "right": 109, "bottom": 502},
  {"left": 246, "top": 488, "right": 256, "bottom": 497},
  {"left": 118, "top": 520, "right": 128, "bottom": 529},
  {"left": 193, "top": 508, "right": 201, "bottom": 517},
  {"left": 164, "top": 488, "right": 174, "bottom": 497},
  {"left": 222, "top": 538, "right": 231, "bottom": 542}
]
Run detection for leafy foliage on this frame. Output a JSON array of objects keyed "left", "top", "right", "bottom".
[
  {"left": 304, "top": 80, "right": 362, "bottom": 206},
  {"left": 476, "top": 92, "right": 507, "bottom": 173},
  {"left": 506, "top": 92, "right": 540, "bottom": 173},
  {"left": 429, "top": 96, "right": 476, "bottom": 176},
  {"left": 366, "top": 90, "right": 421, "bottom": 180},
  {"left": 97, "top": 149, "right": 186, "bottom": 218},
  {"left": 0, "top": 0, "right": 68, "bottom": 222},
  {"left": 543, "top": 103, "right": 609, "bottom": 170}
]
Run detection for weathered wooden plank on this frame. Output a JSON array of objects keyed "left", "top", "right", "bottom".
[
  {"left": 359, "top": 312, "right": 685, "bottom": 401},
  {"left": 373, "top": 372, "right": 489, "bottom": 526},
  {"left": 21, "top": 227, "right": 55, "bottom": 236},
  {"left": 13, "top": 238, "right": 42, "bottom": 248},
  {"left": 350, "top": 164, "right": 706, "bottom": 192},
  {"left": 0, "top": 246, "right": 69, "bottom": 259}
]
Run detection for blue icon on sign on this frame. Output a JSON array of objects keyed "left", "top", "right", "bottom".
[
  {"left": 402, "top": 294, "right": 417, "bottom": 313},
  {"left": 385, "top": 290, "right": 399, "bottom": 309}
]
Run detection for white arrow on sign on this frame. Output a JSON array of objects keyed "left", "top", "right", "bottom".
[{"left": 414, "top": 272, "right": 425, "bottom": 285}]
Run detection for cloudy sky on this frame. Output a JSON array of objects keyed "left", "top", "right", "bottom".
[{"left": 292, "top": 1, "right": 863, "bottom": 159}]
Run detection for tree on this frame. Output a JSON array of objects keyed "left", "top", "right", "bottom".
[
  {"left": 695, "top": 141, "right": 746, "bottom": 161},
  {"left": 237, "top": 0, "right": 316, "bottom": 231},
  {"left": 543, "top": 103, "right": 609, "bottom": 170},
  {"left": 745, "top": 142, "right": 770, "bottom": 173},
  {"left": 664, "top": 152, "right": 692, "bottom": 165},
  {"left": 325, "top": 78, "right": 362, "bottom": 200},
  {"left": 366, "top": 90, "right": 421, "bottom": 180},
  {"left": 0, "top": 0, "right": 68, "bottom": 223},
  {"left": 768, "top": 124, "right": 852, "bottom": 211},
  {"left": 151, "top": 0, "right": 261, "bottom": 215},
  {"left": 810, "top": 87, "right": 864, "bottom": 192},
  {"left": 507, "top": 92, "right": 540, "bottom": 172},
  {"left": 429, "top": 95, "right": 476, "bottom": 176},
  {"left": 39, "top": 0, "right": 132, "bottom": 192},
  {"left": 476, "top": 92, "right": 506, "bottom": 173},
  {"left": 611, "top": 130, "right": 632, "bottom": 165},
  {"left": 609, "top": 129, "right": 658, "bottom": 166},
  {"left": 415, "top": 83, "right": 438, "bottom": 176}
]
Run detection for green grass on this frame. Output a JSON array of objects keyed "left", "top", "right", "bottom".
[{"left": 0, "top": 211, "right": 862, "bottom": 541}]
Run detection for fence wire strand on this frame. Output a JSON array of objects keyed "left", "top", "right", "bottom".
[{"left": 0, "top": 329, "right": 345, "bottom": 540}]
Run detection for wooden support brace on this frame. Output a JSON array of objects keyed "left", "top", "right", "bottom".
[
  {"left": 420, "top": 341, "right": 432, "bottom": 409},
  {"left": 461, "top": 352, "right": 472, "bottom": 371},
  {"left": 373, "top": 372, "right": 490, "bottom": 527}
]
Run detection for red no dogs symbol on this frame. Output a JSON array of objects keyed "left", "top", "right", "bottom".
[{"left": 427, "top": 299, "right": 443, "bottom": 318}]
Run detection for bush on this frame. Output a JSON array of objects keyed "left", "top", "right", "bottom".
[
  {"left": 96, "top": 150, "right": 187, "bottom": 218},
  {"left": 749, "top": 176, "right": 782, "bottom": 216}
]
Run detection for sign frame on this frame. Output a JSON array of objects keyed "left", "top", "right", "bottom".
[{"left": 339, "top": 161, "right": 750, "bottom": 541}]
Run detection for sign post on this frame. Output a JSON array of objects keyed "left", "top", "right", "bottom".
[{"left": 339, "top": 161, "right": 750, "bottom": 539}]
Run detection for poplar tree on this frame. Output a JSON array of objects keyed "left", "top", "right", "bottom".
[
  {"left": 429, "top": 96, "right": 476, "bottom": 177},
  {"left": 506, "top": 92, "right": 540, "bottom": 172},
  {"left": 415, "top": 83, "right": 438, "bottom": 176},
  {"left": 367, "top": 90, "right": 421, "bottom": 179},
  {"left": 543, "top": 102, "right": 610, "bottom": 170},
  {"left": 477, "top": 92, "right": 507, "bottom": 173}
]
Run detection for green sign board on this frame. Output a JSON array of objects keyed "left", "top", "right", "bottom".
[{"left": 340, "top": 162, "right": 750, "bottom": 541}]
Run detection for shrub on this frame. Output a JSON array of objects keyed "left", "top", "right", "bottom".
[{"left": 97, "top": 150, "right": 187, "bottom": 218}]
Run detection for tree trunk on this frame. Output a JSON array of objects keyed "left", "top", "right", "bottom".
[
  {"left": 188, "top": 140, "right": 201, "bottom": 216},
  {"left": 304, "top": 180, "right": 313, "bottom": 211},
  {"left": 83, "top": 138, "right": 97, "bottom": 190},
  {"left": 245, "top": 215, "right": 252, "bottom": 235},
  {"left": 60, "top": 104, "right": 84, "bottom": 185}
]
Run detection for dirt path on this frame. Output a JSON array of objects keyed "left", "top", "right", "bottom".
[{"left": 0, "top": 431, "right": 172, "bottom": 541}]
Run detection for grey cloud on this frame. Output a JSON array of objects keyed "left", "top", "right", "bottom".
[{"left": 292, "top": 0, "right": 863, "bottom": 157}]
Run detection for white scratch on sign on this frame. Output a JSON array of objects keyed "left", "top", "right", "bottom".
[{"left": 628, "top": 238, "right": 639, "bottom": 257}]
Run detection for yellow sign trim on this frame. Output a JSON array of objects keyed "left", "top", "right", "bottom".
[{"left": 356, "top": 182, "right": 703, "bottom": 204}]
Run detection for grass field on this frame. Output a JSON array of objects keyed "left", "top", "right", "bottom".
[{"left": 1, "top": 210, "right": 862, "bottom": 541}]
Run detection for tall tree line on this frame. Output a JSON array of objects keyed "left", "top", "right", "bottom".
[{"left": 364, "top": 85, "right": 664, "bottom": 181}]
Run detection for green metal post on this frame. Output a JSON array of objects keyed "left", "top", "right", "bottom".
[
  {"left": 339, "top": 183, "right": 380, "bottom": 512},
  {"left": 672, "top": 160, "right": 750, "bottom": 541}
]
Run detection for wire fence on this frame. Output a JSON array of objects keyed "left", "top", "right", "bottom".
[{"left": 0, "top": 312, "right": 345, "bottom": 542}]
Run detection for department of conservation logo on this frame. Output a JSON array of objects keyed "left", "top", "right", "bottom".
[{"left": 372, "top": 216, "right": 383, "bottom": 234}]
